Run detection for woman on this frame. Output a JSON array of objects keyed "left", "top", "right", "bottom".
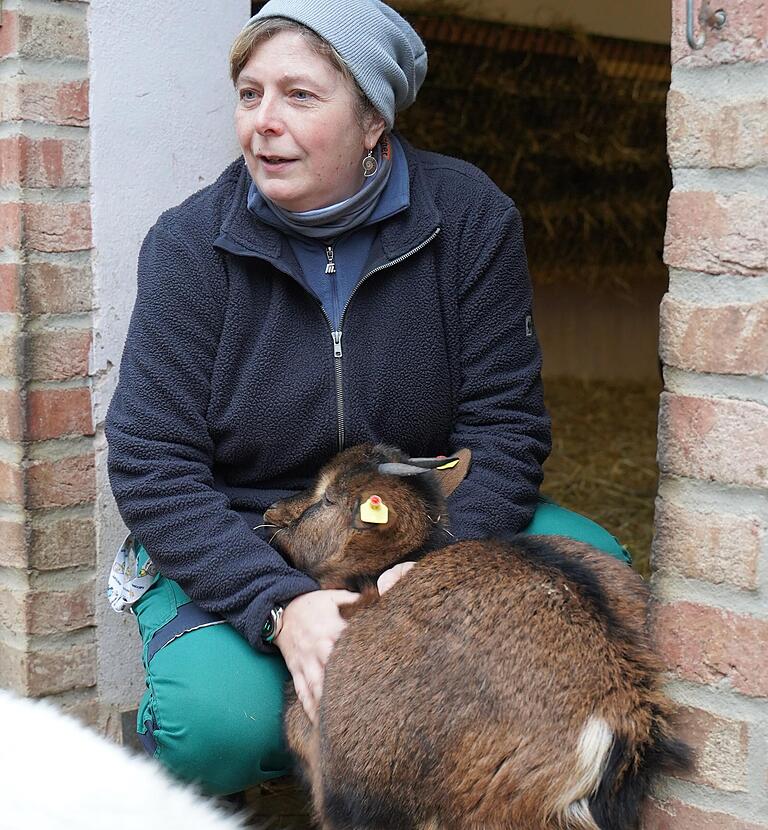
[{"left": 106, "top": 0, "right": 629, "bottom": 797}]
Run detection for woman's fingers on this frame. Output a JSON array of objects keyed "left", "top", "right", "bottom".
[
  {"left": 327, "top": 589, "right": 360, "bottom": 606},
  {"left": 276, "top": 589, "right": 361, "bottom": 723},
  {"left": 377, "top": 561, "right": 416, "bottom": 595},
  {"left": 292, "top": 671, "right": 316, "bottom": 724},
  {"left": 305, "top": 657, "right": 326, "bottom": 718},
  {"left": 298, "top": 653, "right": 329, "bottom": 723}
]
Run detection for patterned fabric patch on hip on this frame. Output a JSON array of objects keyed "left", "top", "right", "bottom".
[{"left": 107, "top": 534, "right": 159, "bottom": 614}]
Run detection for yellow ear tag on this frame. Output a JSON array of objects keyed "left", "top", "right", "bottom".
[
  {"left": 360, "top": 495, "right": 389, "bottom": 524},
  {"left": 436, "top": 459, "right": 459, "bottom": 470}
]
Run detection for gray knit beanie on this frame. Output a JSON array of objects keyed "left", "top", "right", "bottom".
[{"left": 248, "top": 0, "right": 427, "bottom": 130}]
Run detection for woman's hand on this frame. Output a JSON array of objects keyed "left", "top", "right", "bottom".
[
  {"left": 274, "top": 589, "right": 359, "bottom": 724},
  {"left": 377, "top": 561, "right": 416, "bottom": 595}
]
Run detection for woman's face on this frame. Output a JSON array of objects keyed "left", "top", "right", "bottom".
[{"left": 235, "top": 30, "right": 385, "bottom": 212}]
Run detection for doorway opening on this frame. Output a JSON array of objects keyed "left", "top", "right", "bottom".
[{"left": 397, "top": 13, "right": 671, "bottom": 576}]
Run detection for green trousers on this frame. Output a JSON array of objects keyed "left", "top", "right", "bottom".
[{"left": 132, "top": 500, "right": 630, "bottom": 795}]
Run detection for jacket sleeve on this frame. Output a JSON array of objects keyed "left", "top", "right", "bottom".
[
  {"left": 105, "top": 220, "right": 319, "bottom": 650},
  {"left": 446, "top": 204, "right": 551, "bottom": 539}
]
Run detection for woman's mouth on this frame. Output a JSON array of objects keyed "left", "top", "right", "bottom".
[{"left": 258, "top": 155, "right": 297, "bottom": 170}]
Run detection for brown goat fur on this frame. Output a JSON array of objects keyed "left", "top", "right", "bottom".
[{"left": 264, "top": 444, "right": 689, "bottom": 830}]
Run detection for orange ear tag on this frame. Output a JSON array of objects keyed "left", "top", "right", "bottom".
[{"left": 360, "top": 495, "right": 389, "bottom": 524}]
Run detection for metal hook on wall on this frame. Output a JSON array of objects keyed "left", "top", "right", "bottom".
[{"left": 687, "top": 0, "right": 728, "bottom": 49}]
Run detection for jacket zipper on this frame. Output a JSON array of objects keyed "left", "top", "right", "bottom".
[
  {"left": 324, "top": 227, "right": 441, "bottom": 452},
  {"left": 324, "top": 246, "right": 336, "bottom": 274}
]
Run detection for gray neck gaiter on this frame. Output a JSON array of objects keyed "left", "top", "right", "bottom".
[{"left": 254, "top": 137, "right": 393, "bottom": 241}]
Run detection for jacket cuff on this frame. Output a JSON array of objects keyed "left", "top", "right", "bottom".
[{"left": 245, "top": 575, "right": 320, "bottom": 653}]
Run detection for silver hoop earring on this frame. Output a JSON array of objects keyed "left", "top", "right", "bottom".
[{"left": 362, "top": 149, "right": 378, "bottom": 177}]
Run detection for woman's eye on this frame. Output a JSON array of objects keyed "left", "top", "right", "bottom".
[
  {"left": 239, "top": 89, "right": 258, "bottom": 102},
  {"left": 292, "top": 89, "right": 314, "bottom": 102}
]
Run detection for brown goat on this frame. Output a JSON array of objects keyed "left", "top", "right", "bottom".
[{"left": 264, "top": 444, "right": 689, "bottom": 830}]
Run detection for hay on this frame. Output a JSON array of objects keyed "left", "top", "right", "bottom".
[
  {"left": 394, "top": 13, "right": 671, "bottom": 292},
  {"left": 542, "top": 377, "right": 661, "bottom": 577}
]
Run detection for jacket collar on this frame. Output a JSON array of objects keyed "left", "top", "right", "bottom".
[{"left": 214, "top": 135, "right": 441, "bottom": 265}]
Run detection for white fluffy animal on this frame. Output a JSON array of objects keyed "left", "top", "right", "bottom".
[{"left": 0, "top": 690, "right": 247, "bottom": 830}]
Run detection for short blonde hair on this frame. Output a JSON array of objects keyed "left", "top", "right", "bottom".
[{"left": 229, "top": 17, "right": 381, "bottom": 129}]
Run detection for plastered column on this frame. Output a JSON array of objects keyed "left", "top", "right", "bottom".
[{"left": 89, "top": 0, "right": 249, "bottom": 724}]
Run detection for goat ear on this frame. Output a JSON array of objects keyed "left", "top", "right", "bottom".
[
  {"left": 377, "top": 458, "right": 454, "bottom": 476},
  {"left": 431, "top": 448, "right": 471, "bottom": 498},
  {"left": 377, "top": 449, "right": 472, "bottom": 497}
]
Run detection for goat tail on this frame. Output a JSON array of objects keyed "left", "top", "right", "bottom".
[{"left": 582, "top": 717, "right": 692, "bottom": 830}]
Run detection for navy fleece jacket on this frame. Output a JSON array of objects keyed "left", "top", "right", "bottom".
[{"left": 105, "top": 139, "right": 552, "bottom": 650}]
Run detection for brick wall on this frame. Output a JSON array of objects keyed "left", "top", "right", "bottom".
[
  {"left": 650, "top": 0, "right": 768, "bottom": 825},
  {"left": 0, "top": 0, "right": 97, "bottom": 723}
]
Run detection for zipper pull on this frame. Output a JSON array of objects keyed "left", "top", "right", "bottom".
[
  {"left": 325, "top": 246, "right": 336, "bottom": 274},
  {"left": 332, "top": 330, "right": 343, "bottom": 358}
]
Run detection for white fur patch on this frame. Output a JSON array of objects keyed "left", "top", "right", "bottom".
[
  {"left": 566, "top": 798, "right": 601, "bottom": 830},
  {"left": 313, "top": 472, "right": 332, "bottom": 501},
  {"left": 0, "top": 691, "right": 247, "bottom": 830},
  {"left": 554, "top": 716, "right": 613, "bottom": 830}
]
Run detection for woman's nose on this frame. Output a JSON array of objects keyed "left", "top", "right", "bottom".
[{"left": 253, "top": 94, "right": 284, "bottom": 135}]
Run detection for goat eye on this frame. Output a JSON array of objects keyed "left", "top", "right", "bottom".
[{"left": 323, "top": 493, "right": 336, "bottom": 506}]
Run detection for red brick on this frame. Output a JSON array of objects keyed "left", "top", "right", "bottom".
[
  {"left": 675, "top": 706, "right": 749, "bottom": 791},
  {"left": 27, "top": 328, "right": 90, "bottom": 381},
  {"left": 0, "top": 586, "right": 25, "bottom": 633},
  {"left": 653, "top": 499, "right": 761, "bottom": 590},
  {"left": 57, "top": 690, "right": 106, "bottom": 733},
  {"left": 24, "top": 202, "right": 91, "bottom": 253},
  {"left": 0, "top": 136, "right": 24, "bottom": 187},
  {"left": 0, "top": 202, "right": 23, "bottom": 249},
  {"left": 0, "top": 388, "right": 23, "bottom": 442},
  {"left": 52, "top": 80, "right": 89, "bottom": 127},
  {"left": 29, "top": 514, "right": 95, "bottom": 570},
  {"left": 0, "top": 520, "right": 27, "bottom": 568},
  {"left": 29, "top": 137, "right": 89, "bottom": 189},
  {"left": 0, "top": 459, "right": 24, "bottom": 504},
  {"left": 0, "top": 80, "right": 19, "bottom": 123},
  {"left": 660, "top": 296, "right": 768, "bottom": 375},
  {"left": 0, "top": 640, "right": 95, "bottom": 698},
  {"left": 25, "top": 581, "right": 95, "bottom": 635},
  {"left": 654, "top": 602, "right": 768, "bottom": 698},
  {"left": 0, "top": 10, "right": 19, "bottom": 59},
  {"left": 2, "top": 79, "right": 89, "bottom": 127},
  {"left": 0, "top": 329, "right": 20, "bottom": 377},
  {"left": 672, "top": 0, "right": 768, "bottom": 65},
  {"left": 658, "top": 393, "right": 768, "bottom": 489},
  {"left": 665, "top": 191, "right": 768, "bottom": 276},
  {"left": 26, "top": 640, "right": 97, "bottom": 696},
  {"left": 26, "top": 259, "right": 91, "bottom": 314},
  {"left": 0, "top": 583, "right": 89, "bottom": 638},
  {"left": 0, "top": 263, "right": 21, "bottom": 313},
  {"left": 16, "top": 11, "right": 88, "bottom": 62},
  {"left": 668, "top": 90, "right": 768, "bottom": 169},
  {"left": 26, "top": 454, "right": 95, "bottom": 510},
  {"left": 0, "top": 136, "right": 89, "bottom": 189},
  {"left": 0, "top": 641, "right": 26, "bottom": 695},
  {"left": 0, "top": 78, "right": 88, "bottom": 127},
  {"left": 26, "top": 387, "right": 93, "bottom": 440}
]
